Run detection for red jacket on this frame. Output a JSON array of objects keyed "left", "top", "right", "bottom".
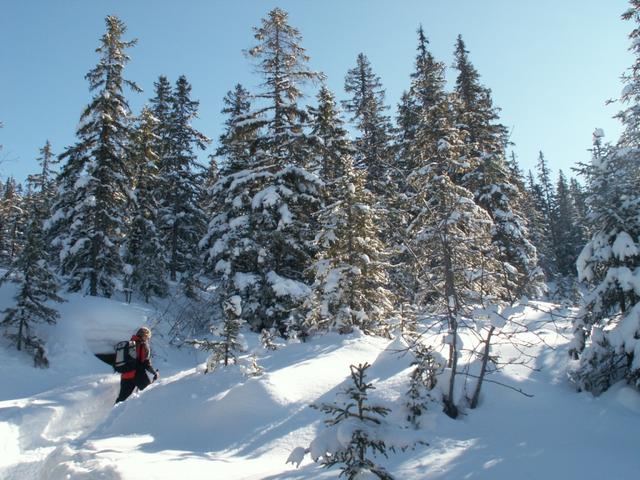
[{"left": 121, "top": 335, "right": 154, "bottom": 380}]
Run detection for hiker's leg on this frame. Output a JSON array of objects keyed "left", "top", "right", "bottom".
[
  {"left": 135, "top": 369, "right": 151, "bottom": 391},
  {"left": 115, "top": 378, "right": 136, "bottom": 404}
]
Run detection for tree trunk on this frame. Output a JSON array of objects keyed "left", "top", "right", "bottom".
[
  {"left": 443, "top": 311, "right": 460, "bottom": 419},
  {"left": 170, "top": 221, "right": 178, "bottom": 281},
  {"left": 470, "top": 325, "right": 495, "bottom": 409},
  {"left": 442, "top": 233, "right": 459, "bottom": 419},
  {"left": 17, "top": 315, "right": 25, "bottom": 351},
  {"left": 90, "top": 235, "right": 99, "bottom": 296}
]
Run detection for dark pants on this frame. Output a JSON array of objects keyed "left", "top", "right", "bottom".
[
  {"left": 115, "top": 378, "right": 136, "bottom": 404},
  {"left": 115, "top": 370, "right": 151, "bottom": 404}
]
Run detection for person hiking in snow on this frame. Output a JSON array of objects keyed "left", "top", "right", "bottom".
[{"left": 115, "top": 326, "right": 159, "bottom": 404}]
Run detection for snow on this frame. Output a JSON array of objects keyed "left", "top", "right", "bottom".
[
  {"left": 1, "top": 290, "right": 640, "bottom": 479},
  {"left": 252, "top": 185, "right": 281, "bottom": 210},
  {"left": 228, "top": 215, "right": 249, "bottom": 230},
  {"left": 278, "top": 204, "right": 293, "bottom": 228},
  {"left": 612, "top": 231, "right": 639, "bottom": 260},
  {"left": 266, "top": 271, "right": 311, "bottom": 299},
  {"left": 226, "top": 295, "right": 242, "bottom": 316},
  {"left": 234, "top": 272, "right": 260, "bottom": 291}
]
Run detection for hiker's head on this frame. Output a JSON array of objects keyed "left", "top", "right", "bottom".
[{"left": 137, "top": 327, "right": 152, "bottom": 340}]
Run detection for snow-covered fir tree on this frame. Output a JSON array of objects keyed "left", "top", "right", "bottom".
[
  {"left": 215, "top": 83, "right": 255, "bottom": 173},
  {"left": 570, "top": 130, "right": 640, "bottom": 392},
  {"left": 392, "top": 28, "right": 449, "bottom": 309},
  {"left": 157, "top": 75, "right": 210, "bottom": 297},
  {"left": 405, "top": 86, "right": 504, "bottom": 417},
  {"left": 505, "top": 152, "right": 548, "bottom": 277},
  {"left": 307, "top": 86, "right": 354, "bottom": 182},
  {"left": 528, "top": 151, "right": 561, "bottom": 278},
  {"left": 452, "top": 35, "right": 541, "bottom": 300},
  {"left": 1, "top": 199, "right": 63, "bottom": 367},
  {"left": 187, "top": 295, "right": 246, "bottom": 372},
  {"left": 290, "top": 363, "right": 395, "bottom": 480},
  {"left": 552, "top": 170, "right": 585, "bottom": 277},
  {"left": 396, "top": 27, "right": 441, "bottom": 155},
  {"left": 569, "top": 176, "right": 589, "bottom": 238},
  {"left": 306, "top": 155, "right": 394, "bottom": 337},
  {"left": 203, "top": 8, "right": 323, "bottom": 335},
  {"left": 201, "top": 154, "right": 219, "bottom": 219},
  {"left": 569, "top": 2, "right": 640, "bottom": 394},
  {"left": 343, "top": 53, "right": 394, "bottom": 194},
  {"left": 0, "top": 178, "right": 25, "bottom": 266},
  {"left": 26, "top": 141, "right": 56, "bottom": 221},
  {"left": 47, "top": 15, "right": 140, "bottom": 297},
  {"left": 405, "top": 344, "right": 442, "bottom": 428},
  {"left": 201, "top": 84, "right": 264, "bottom": 330},
  {"left": 260, "top": 327, "right": 280, "bottom": 351},
  {"left": 523, "top": 168, "right": 554, "bottom": 280},
  {"left": 122, "top": 107, "right": 168, "bottom": 303},
  {"left": 149, "top": 75, "right": 174, "bottom": 165}
]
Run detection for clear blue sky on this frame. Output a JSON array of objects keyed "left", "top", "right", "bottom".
[{"left": 0, "top": 0, "right": 632, "bottom": 184}]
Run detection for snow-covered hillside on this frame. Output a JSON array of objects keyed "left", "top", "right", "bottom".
[{"left": 1, "top": 291, "right": 640, "bottom": 480}]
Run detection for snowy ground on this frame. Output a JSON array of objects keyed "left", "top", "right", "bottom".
[{"left": 1, "top": 288, "right": 640, "bottom": 479}]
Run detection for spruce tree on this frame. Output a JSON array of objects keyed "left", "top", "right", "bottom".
[
  {"left": 215, "top": 84, "right": 254, "bottom": 173},
  {"left": 406, "top": 90, "right": 504, "bottom": 418},
  {"left": 306, "top": 155, "right": 393, "bottom": 336},
  {"left": 569, "top": 2, "right": 640, "bottom": 394},
  {"left": 204, "top": 8, "right": 323, "bottom": 334},
  {"left": 570, "top": 129, "right": 640, "bottom": 392},
  {"left": 186, "top": 296, "right": 246, "bottom": 372},
  {"left": 452, "top": 35, "right": 506, "bottom": 158},
  {"left": 1, "top": 202, "right": 63, "bottom": 366},
  {"left": 343, "top": 53, "right": 394, "bottom": 198},
  {"left": 533, "top": 151, "right": 562, "bottom": 277},
  {"left": 405, "top": 344, "right": 440, "bottom": 428},
  {"left": 569, "top": 177, "right": 589, "bottom": 239},
  {"left": 474, "top": 153, "right": 541, "bottom": 299},
  {"left": 306, "top": 86, "right": 394, "bottom": 338},
  {"left": 122, "top": 107, "right": 168, "bottom": 302},
  {"left": 308, "top": 86, "right": 354, "bottom": 182},
  {"left": 248, "top": 8, "right": 323, "bottom": 166},
  {"left": 524, "top": 168, "right": 554, "bottom": 278},
  {"left": 552, "top": 170, "right": 584, "bottom": 277},
  {"left": 0, "top": 178, "right": 25, "bottom": 266},
  {"left": 26, "top": 141, "right": 56, "bottom": 219},
  {"left": 397, "top": 26, "right": 446, "bottom": 178},
  {"left": 149, "top": 75, "right": 174, "bottom": 174},
  {"left": 201, "top": 84, "right": 263, "bottom": 330},
  {"left": 48, "top": 16, "right": 139, "bottom": 297},
  {"left": 157, "top": 75, "right": 210, "bottom": 297},
  {"left": 453, "top": 35, "right": 539, "bottom": 299},
  {"left": 308, "top": 363, "right": 394, "bottom": 480},
  {"left": 392, "top": 28, "right": 449, "bottom": 309}
]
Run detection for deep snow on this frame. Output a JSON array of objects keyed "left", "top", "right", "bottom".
[{"left": 1, "top": 287, "right": 639, "bottom": 479}]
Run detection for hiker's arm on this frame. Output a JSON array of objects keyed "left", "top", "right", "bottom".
[
  {"left": 141, "top": 344, "right": 157, "bottom": 375},
  {"left": 144, "top": 360, "right": 157, "bottom": 375}
]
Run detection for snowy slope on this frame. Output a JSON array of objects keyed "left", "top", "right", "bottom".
[{"left": 1, "top": 291, "right": 640, "bottom": 479}]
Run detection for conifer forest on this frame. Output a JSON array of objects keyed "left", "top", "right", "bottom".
[{"left": 1, "top": 3, "right": 639, "bottom": 479}]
